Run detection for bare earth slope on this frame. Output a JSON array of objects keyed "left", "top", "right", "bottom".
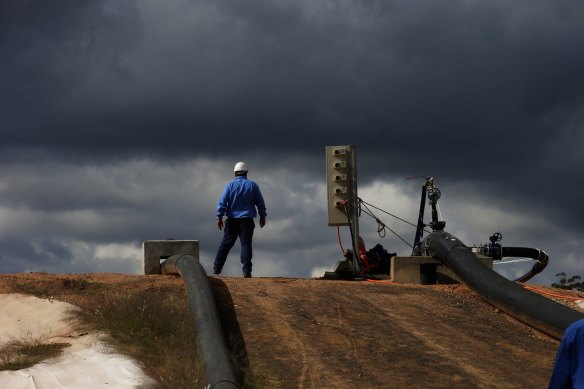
[
  {"left": 214, "top": 277, "right": 560, "bottom": 389},
  {"left": 1, "top": 273, "right": 575, "bottom": 388}
]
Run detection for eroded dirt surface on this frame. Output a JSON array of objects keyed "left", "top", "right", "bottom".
[
  {"left": 1, "top": 273, "right": 582, "bottom": 388},
  {"left": 213, "top": 277, "right": 570, "bottom": 389}
]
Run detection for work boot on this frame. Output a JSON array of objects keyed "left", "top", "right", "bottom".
[{"left": 244, "top": 273, "right": 252, "bottom": 278}]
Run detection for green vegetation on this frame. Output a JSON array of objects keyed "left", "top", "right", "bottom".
[
  {"left": 10, "top": 281, "right": 53, "bottom": 298},
  {"left": 552, "top": 272, "right": 584, "bottom": 291},
  {"left": 10, "top": 276, "right": 94, "bottom": 298},
  {"left": 70, "top": 292, "right": 202, "bottom": 389},
  {"left": 6, "top": 276, "right": 204, "bottom": 388},
  {"left": 0, "top": 336, "right": 71, "bottom": 371}
]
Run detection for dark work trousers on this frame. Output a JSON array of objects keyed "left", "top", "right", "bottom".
[{"left": 214, "top": 217, "right": 255, "bottom": 275}]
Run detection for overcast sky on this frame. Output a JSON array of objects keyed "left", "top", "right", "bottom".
[{"left": 1, "top": 0, "right": 583, "bottom": 284}]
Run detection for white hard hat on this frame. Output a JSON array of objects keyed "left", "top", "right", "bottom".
[{"left": 234, "top": 161, "right": 248, "bottom": 172}]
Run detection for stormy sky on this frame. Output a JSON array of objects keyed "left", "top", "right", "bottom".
[{"left": 1, "top": 0, "right": 583, "bottom": 284}]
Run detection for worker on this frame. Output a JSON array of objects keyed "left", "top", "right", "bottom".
[
  {"left": 549, "top": 318, "right": 584, "bottom": 388},
  {"left": 213, "top": 162, "right": 267, "bottom": 278}
]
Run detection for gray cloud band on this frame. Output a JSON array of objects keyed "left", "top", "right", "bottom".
[{"left": 1, "top": 0, "right": 582, "bottom": 281}]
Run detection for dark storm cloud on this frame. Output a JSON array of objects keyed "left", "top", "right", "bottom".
[
  {"left": 0, "top": 0, "right": 140, "bottom": 135},
  {"left": 3, "top": 1, "right": 583, "bottom": 157},
  {"left": 0, "top": 239, "right": 69, "bottom": 273},
  {"left": 1, "top": 0, "right": 583, "bottom": 280},
  {"left": 0, "top": 157, "right": 335, "bottom": 276}
]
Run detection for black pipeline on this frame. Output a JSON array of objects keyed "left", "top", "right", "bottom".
[
  {"left": 501, "top": 247, "right": 549, "bottom": 283},
  {"left": 426, "top": 230, "right": 584, "bottom": 340},
  {"left": 162, "top": 254, "right": 239, "bottom": 389}
]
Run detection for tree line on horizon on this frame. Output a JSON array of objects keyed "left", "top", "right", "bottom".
[{"left": 552, "top": 272, "right": 584, "bottom": 291}]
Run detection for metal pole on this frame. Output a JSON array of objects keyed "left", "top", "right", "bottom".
[
  {"left": 412, "top": 183, "right": 427, "bottom": 255},
  {"left": 350, "top": 147, "right": 361, "bottom": 276}
]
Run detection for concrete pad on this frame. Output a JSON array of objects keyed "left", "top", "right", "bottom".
[
  {"left": 142, "top": 240, "right": 199, "bottom": 274},
  {"left": 391, "top": 256, "right": 493, "bottom": 284}
]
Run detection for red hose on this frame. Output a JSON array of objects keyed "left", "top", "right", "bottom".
[
  {"left": 337, "top": 225, "right": 345, "bottom": 255},
  {"left": 522, "top": 285, "right": 584, "bottom": 301}
]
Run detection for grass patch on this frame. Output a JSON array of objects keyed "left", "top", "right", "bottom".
[
  {"left": 0, "top": 337, "right": 70, "bottom": 371},
  {"left": 70, "top": 291, "right": 202, "bottom": 389},
  {"left": 251, "top": 373, "right": 284, "bottom": 388},
  {"left": 4, "top": 276, "right": 250, "bottom": 388},
  {"left": 9, "top": 276, "right": 97, "bottom": 299},
  {"left": 10, "top": 282, "right": 53, "bottom": 299}
]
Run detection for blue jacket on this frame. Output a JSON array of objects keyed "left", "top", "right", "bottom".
[
  {"left": 216, "top": 176, "right": 267, "bottom": 219},
  {"left": 549, "top": 319, "right": 584, "bottom": 389}
]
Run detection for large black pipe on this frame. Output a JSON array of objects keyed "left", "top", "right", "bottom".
[
  {"left": 426, "top": 230, "right": 584, "bottom": 340},
  {"left": 501, "top": 247, "right": 549, "bottom": 283},
  {"left": 162, "top": 254, "right": 239, "bottom": 389}
]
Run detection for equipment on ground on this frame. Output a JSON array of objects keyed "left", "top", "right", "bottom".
[
  {"left": 324, "top": 146, "right": 549, "bottom": 283},
  {"left": 325, "top": 145, "right": 360, "bottom": 275},
  {"left": 323, "top": 145, "right": 580, "bottom": 340}
]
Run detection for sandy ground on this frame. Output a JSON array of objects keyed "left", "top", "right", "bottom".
[
  {"left": 0, "top": 292, "right": 155, "bottom": 389},
  {"left": 1, "top": 272, "right": 583, "bottom": 388}
]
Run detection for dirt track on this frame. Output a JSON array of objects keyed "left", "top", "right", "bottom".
[
  {"left": 1, "top": 273, "right": 579, "bottom": 388},
  {"left": 213, "top": 277, "right": 563, "bottom": 389}
]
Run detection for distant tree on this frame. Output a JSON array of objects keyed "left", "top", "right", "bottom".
[
  {"left": 554, "top": 272, "right": 567, "bottom": 287},
  {"left": 552, "top": 272, "right": 584, "bottom": 291}
]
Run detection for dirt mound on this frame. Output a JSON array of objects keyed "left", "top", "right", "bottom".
[{"left": 1, "top": 273, "right": 577, "bottom": 388}]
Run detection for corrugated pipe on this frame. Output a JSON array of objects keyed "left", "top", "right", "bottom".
[
  {"left": 426, "top": 230, "right": 584, "bottom": 340},
  {"left": 162, "top": 254, "right": 239, "bottom": 389}
]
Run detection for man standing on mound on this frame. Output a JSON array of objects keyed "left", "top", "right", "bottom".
[{"left": 214, "top": 162, "right": 267, "bottom": 278}]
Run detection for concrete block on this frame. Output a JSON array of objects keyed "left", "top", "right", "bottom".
[
  {"left": 391, "top": 255, "right": 493, "bottom": 284},
  {"left": 391, "top": 256, "right": 439, "bottom": 284},
  {"left": 142, "top": 240, "right": 199, "bottom": 275}
]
